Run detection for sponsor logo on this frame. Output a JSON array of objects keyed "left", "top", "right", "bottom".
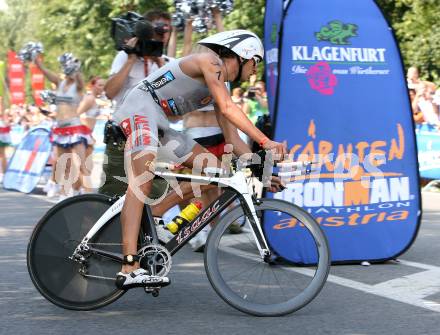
[
  {"left": 151, "top": 71, "right": 175, "bottom": 89},
  {"left": 290, "top": 20, "right": 390, "bottom": 93},
  {"left": 291, "top": 46, "right": 386, "bottom": 63},
  {"left": 159, "top": 99, "right": 180, "bottom": 116},
  {"left": 176, "top": 200, "right": 220, "bottom": 244},
  {"left": 143, "top": 277, "right": 162, "bottom": 283},
  {"left": 32, "top": 74, "right": 44, "bottom": 83},
  {"left": 10, "top": 63, "right": 23, "bottom": 72},
  {"left": 315, "top": 20, "right": 358, "bottom": 45},
  {"left": 121, "top": 115, "right": 151, "bottom": 149},
  {"left": 120, "top": 118, "right": 132, "bottom": 138},
  {"left": 134, "top": 115, "right": 151, "bottom": 147},
  {"left": 274, "top": 120, "right": 414, "bottom": 228},
  {"left": 167, "top": 99, "right": 180, "bottom": 115},
  {"left": 10, "top": 78, "right": 24, "bottom": 86},
  {"left": 12, "top": 92, "right": 24, "bottom": 99},
  {"left": 306, "top": 61, "right": 337, "bottom": 95},
  {"left": 160, "top": 100, "right": 171, "bottom": 115}
]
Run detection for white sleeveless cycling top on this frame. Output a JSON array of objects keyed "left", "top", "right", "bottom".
[
  {"left": 134, "top": 58, "right": 213, "bottom": 116},
  {"left": 56, "top": 80, "right": 81, "bottom": 106}
]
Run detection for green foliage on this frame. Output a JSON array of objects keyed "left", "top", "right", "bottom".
[
  {"left": 1, "top": 0, "right": 439, "bottom": 90},
  {"left": 376, "top": 0, "right": 440, "bottom": 83},
  {"left": 0, "top": 0, "right": 171, "bottom": 82},
  {"left": 223, "top": 0, "right": 265, "bottom": 38}
]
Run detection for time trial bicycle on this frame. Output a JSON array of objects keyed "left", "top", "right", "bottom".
[{"left": 27, "top": 151, "right": 330, "bottom": 316}]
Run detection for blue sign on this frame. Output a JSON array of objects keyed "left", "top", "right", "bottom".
[
  {"left": 415, "top": 124, "right": 440, "bottom": 179},
  {"left": 265, "top": 0, "right": 421, "bottom": 263},
  {"left": 3, "top": 127, "right": 52, "bottom": 193}
]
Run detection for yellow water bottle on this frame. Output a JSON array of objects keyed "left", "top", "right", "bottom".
[{"left": 166, "top": 201, "right": 203, "bottom": 234}]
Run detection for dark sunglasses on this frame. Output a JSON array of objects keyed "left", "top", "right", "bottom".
[{"left": 252, "top": 57, "right": 262, "bottom": 66}]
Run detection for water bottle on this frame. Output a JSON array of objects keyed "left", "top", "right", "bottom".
[{"left": 166, "top": 201, "right": 202, "bottom": 234}]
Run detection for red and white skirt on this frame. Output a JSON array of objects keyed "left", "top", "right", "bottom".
[
  {"left": 51, "top": 118, "right": 93, "bottom": 148},
  {"left": 0, "top": 126, "right": 11, "bottom": 147}
]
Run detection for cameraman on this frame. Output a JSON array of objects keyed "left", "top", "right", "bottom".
[
  {"left": 105, "top": 11, "right": 173, "bottom": 103},
  {"left": 100, "top": 10, "right": 174, "bottom": 197}
]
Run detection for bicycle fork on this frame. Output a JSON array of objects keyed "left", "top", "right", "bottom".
[{"left": 223, "top": 171, "right": 272, "bottom": 260}]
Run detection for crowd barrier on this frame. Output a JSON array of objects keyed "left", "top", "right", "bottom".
[{"left": 415, "top": 124, "right": 440, "bottom": 180}]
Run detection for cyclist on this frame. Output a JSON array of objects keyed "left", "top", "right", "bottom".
[{"left": 113, "top": 30, "right": 287, "bottom": 289}]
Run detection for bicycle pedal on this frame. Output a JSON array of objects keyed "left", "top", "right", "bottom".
[{"left": 144, "top": 287, "right": 163, "bottom": 297}]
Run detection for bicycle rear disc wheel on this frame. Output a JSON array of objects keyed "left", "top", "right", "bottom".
[
  {"left": 27, "top": 194, "right": 125, "bottom": 310},
  {"left": 204, "top": 198, "right": 330, "bottom": 316}
]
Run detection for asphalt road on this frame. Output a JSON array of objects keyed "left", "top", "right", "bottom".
[{"left": 1, "top": 188, "right": 439, "bottom": 335}]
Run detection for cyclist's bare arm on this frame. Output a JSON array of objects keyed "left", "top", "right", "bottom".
[
  {"left": 214, "top": 105, "right": 251, "bottom": 156},
  {"left": 199, "top": 54, "right": 286, "bottom": 156},
  {"left": 182, "top": 53, "right": 266, "bottom": 142}
]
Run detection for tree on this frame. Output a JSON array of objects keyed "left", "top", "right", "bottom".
[
  {"left": 0, "top": 0, "right": 38, "bottom": 60},
  {"left": 223, "top": 0, "right": 265, "bottom": 38},
  {"left": 376, "top": 0, "right": 440, "bottom": 82},
  {"left": 34, "top": 0, "right": 171, "bottom": 79}
]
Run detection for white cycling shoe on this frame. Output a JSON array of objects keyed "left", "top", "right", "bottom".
[{"left": 115, "top": 268, "right": 170, "bottom": 290}]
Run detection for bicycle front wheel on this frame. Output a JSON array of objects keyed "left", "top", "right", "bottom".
[
  {"left": 27, "top": 194, "right": 125, "bottom": 310},
  {"left": 204, "top": 198, "right": 330, "bottom": 316}
]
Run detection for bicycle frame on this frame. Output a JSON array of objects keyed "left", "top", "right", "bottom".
[{"left": 72, "top": 169, "right": 271, "bottom": 264}]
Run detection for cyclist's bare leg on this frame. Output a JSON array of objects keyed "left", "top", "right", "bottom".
[
  {"left": 153, "top": 143, "right": 221, "bottom": 216},
  {"left": 120, "top": 151, "right": 156, "bottom": 274},
  {"left": 121, "top": 143, "right": 220, "bottom": 272},
  {"left": 201, "top": 187, "right": 222, "bottom": 226},
  {"left": 151, "top": 144, "right": 223, "bottom": 216}
]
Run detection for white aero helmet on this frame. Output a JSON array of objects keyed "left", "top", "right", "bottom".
[{"left": 198, "top": 29, "right": 264, "bottom": 63}]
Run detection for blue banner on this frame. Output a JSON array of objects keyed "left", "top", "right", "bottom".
[
  {"left": 415, "top": 124, "right": 440, "bottom": 179},
  {"left": 265, "top": 0, "right": 421, "bottom": 263},
  {"left": 264, "top": 0, "right": 284, "bottom": 115},
  {"left": 3, "top": 127, "right": 52, "bottom": 193}
]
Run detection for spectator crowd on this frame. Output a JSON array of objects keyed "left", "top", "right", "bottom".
[{"left": 407, "top": 66, "right": 440, "bottom": 129}]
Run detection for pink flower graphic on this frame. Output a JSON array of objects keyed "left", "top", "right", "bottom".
[{"left": 306, "top": 61, "right": 338, "bottom": 95}]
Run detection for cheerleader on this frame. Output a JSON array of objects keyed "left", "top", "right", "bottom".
[
  {"left": 0, "top": 120, "right": 11, "bottom": 184},
  {"left": 0, "top": 100, "right": 11, "bottom": 183},
  {"left": 78, "top": 76, "right": 107, "bottom": 192},
  {"left": 34, "top": 54, "right": 92, "bottom": 200}
]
